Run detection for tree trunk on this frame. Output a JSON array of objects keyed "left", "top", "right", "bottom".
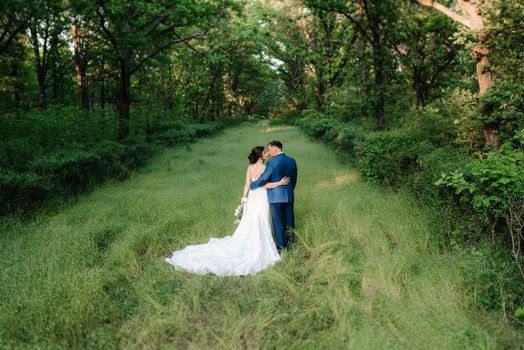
[
  {"left": 100, "top": 70, "right": 105, "bottom": 110},
  {"left": 413, "top": 67, "right": 428, "bottom": 107},
  {"left": 37, "top": 70, "right": 47, "bottom": 109},
  {"left": 29, "top": 23, "right": 47, "bottom": 109},
  {"left": 313, "top": 65, "right": 326, "bottom": 111},
  {"left": 372, "top": 32, "right": 385, "bottom": 130},
  {"left": 72, "top": 20, "right": 89, "bottom": 109},
  {"left": 11, "top": 59, "right": 21, "bottom": 110},
  {"left": 117, "top": 53, "right": 131, "bottom": 141},
  {"left": 414, "top": 0, "right": 498, "bottom": 145},
  {"left": 357, "top": 30, "right": 369, "bottom": 121},
  {"left": 49, "top": 28, "right": 60, "bottom": 101},
  {"left": 474, "top": 40, "right": 497, "bottom": 145}
]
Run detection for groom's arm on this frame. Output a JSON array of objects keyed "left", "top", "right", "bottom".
[
  {"left": 292, "top": 162, "right": 297, "bottom": 190},
  {"left": 250, "top": 162, "right": 273, "bottom": 190}
]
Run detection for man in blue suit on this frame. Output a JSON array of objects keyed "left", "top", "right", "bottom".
[{"left": 250, "top": 140, "right": 297, "bottom": 252}]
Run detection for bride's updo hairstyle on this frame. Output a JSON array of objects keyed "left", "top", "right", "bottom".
[{"left": 248, "top": 146, "right": 265, "bottom": 164}]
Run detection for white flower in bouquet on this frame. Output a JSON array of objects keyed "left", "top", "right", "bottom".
[{"left": 234, "top": 197, "right": 248, "bottom": 224}]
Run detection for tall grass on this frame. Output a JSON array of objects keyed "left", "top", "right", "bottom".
[{"left": 0, "top": 123, "right": 522, "bottom": 349}]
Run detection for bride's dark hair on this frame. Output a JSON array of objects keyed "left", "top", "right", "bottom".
[{"left": 248, "top": 146, "right": 265, "bottom": 164}]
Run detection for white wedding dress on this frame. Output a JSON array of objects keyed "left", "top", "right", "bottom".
[{"left": 165, "top": 179, "right": 281, "bottom": 276}]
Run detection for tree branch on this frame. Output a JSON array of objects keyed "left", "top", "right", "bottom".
[
  {"left": 414, "top": 0, "right": 471, "bottom": 28},
  {"left": 130, "top": 29, "right": 209, "bottom": 75},
  {"left": 96, "top": 7, "right": 117, "bottom": 47},
  {"left": 0, "top": 15, "right": 29, "bottom": 56}
]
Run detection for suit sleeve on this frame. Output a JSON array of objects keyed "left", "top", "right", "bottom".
[
  {"left": 292, "top": 160, "right": 298, "bottom": 190},
  {"left": 250, "top": 161, "right": 273, "bottom": 190}
]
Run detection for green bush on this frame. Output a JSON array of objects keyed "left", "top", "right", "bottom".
[
  {"left": 0, "top": 171, "right": 52, "bottom": 215},
  {"left": 400, "top": 106, "right": 457, "bottom": 148},
  {"left": 0, "top": 112, "right": 236, "bottom": 217},
  {"left": 408, "top": 147, "right": 470, "bottom": 205},
  {"left": 334, "top": 125, "right": 361, "bottom": 154},
  {"left": 356, "top": 129, "right": 433, "bottom": 187},
  {"left": 459, "top": 242, "right": 524, "bottom": 321},
  {"left": 478, "top": 83, "right": 524, "bottom": 144},
  {"left": 299, "top": 110, "right": 342, "bottom": 141},
  {"left": 436, "top": 139, "right": 524, "bottom": 278},
  {"left": 29, "top": 150, "right": 104, "bottom": 194}
]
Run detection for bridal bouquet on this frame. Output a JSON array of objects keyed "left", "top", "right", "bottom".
[{"left": 234, "top": 197, "right": 248, "bottom": 224}]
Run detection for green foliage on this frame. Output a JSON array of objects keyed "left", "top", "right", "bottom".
[
  {"left": 0, "top": 171, "right": 52, "bottom": 214},
  {"left": 436, "top": 140, "right": 524, "bottom": 280},
  {"left": 486, "top": 0, "right": 524, "bottom": 87},
  {"left": 0, "top": 108, "right": 239, "bottom": 217},
  {"left": 395, "top": 4, "right": 464, "bottom": 106},
  {"left": 298, "top": 110, "right": 339, "bottom": 140},
  {"left": 459, "top": 242, "right": 524, "bottom": 319},
  {"left": 436, "top": 142, "right": 524, "bottom": 225},
  {"left": 356, "top": 129, "right": 433, "bottom": 187},
  {"left": 408, "top": 146, "right": 470, "bottom": 206},
  {"left": 437, "top": 88, "right": 485, "bottom": 152},
  {"left": 399, "top": 105, "right": 457, "bottom": 147},
  {"left": 0, "top": 142, "right": 152, "bottom": 216},
  {"left": 478, "top": 83, "right": 524, "bottom": 143}
]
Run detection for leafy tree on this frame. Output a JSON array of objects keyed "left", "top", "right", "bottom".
[
  {"left": 394, "top": 5, "right": 462, "bottom": 106},
  {"left": 94, "top": 0, "right": 230, "bottom": 140}
]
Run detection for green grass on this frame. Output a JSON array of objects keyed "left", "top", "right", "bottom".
[{"left": 0, "top": 122, "right": 522, "bottom": 349}]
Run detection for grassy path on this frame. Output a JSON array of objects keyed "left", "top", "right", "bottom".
[{"left": 0, "top": 123, "right": 521, "bottom": 349}]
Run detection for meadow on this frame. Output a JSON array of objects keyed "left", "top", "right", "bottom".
[{"left": 0, "top": 122, "right": 521, "bottom": 349}]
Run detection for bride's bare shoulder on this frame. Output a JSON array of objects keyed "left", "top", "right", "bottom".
[{"left": 246, "top": 164, "right": 255, "bottom": 176}]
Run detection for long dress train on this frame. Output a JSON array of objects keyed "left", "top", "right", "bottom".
[{"left": 165, "top": 181, "right": 281, "bottom": 276}]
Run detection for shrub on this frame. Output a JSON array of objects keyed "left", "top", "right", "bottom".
[
  {"left": 478, "top": 83, "right": 524, "bottom": 144},
  {"left": 299, "top": 110, "right": 342, "bottom": 141},
  {"left": 436, "top": 139, "right": 524, "bottom": 278},
  {"left": 356, "top": 129, "right": 433, "bottom": 187},
  {"left": 29, "top": 150, "right": 104, "bottom": 194},
  {"left": 0, "top": 115, "right": 235, "bottom": 217},
  {"left": 408, "top": 147, "right": 470, "bottom": 205},
  {"left": 333, "top": 125, "right": 362, "bottom": 157},
  {"left": 0, "top": 171, "right": 52, "bottom": 215},
  {"left": 459, "top": 242, "right": 524, "bottom": 321}
]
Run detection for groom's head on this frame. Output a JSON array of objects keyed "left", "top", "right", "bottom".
[{"left": 267, "top": 140, "right": 282, "bottom": 157}]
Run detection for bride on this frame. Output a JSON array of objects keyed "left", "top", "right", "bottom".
[{"left": 165, "top": 146, "right": 289, "bottom": 276}]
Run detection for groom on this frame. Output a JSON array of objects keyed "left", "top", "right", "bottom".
[{"left": 251, "top": 140, "right": 297, "bottom": 252}]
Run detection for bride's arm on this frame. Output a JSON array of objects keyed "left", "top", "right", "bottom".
[
  {"left": 264, "top": 177, "right": 290, "bottom": 189},
  {"left": 242, "top": 166, "right": 251, "bottom": 198}
]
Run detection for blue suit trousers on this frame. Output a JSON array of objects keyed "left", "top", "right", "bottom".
[{"left": 270, "top": 202, "right": 295, "bottom": 251}]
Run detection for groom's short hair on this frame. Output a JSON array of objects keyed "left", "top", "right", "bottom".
[{"left": 268, "top": 140, "right": 283, "bottom": 150}]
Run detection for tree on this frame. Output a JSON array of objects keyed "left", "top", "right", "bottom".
[
  {"left": 394, "top": 6, "right": 461, "bottom": 106},
  {"left": 94, "top": 0, "right": 229, "bottom": 140},
  {"left": 27, "top": 1, "right": 66, "bottom": 109},
  {"left": 71, "top": 15, "right": 90, "bottom": 109},
  {"left": 305, "top": 0, "right": 399, "bottom": 130},
  {"left": 414, "top": 0, "right": 499, "bottom": 145},
  {"left": 0, "top": 1, "right": 31, "bottom": 56},
  {"left": 257, "top": 1, "right": 310, "bottom": 112}
]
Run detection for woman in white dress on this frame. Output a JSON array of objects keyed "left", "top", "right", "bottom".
[{"left": 165, "top": 146, "right": 290, "bottom": 276}]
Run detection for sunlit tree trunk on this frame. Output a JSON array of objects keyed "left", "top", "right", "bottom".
[
  {"left": 71, "top": 18, "right": 89, "bottom": 109},
  {"left": 414, "top": 0, "right": 497, "bottom": 145}
]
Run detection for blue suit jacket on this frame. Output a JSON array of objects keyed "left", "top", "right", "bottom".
[{"left": 250, "top": 153, "right": 297, "bottom": 203}]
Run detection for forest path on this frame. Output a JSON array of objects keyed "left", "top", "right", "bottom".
[{"left": 0, "top": 122, "right": 519, "bottom": 349}]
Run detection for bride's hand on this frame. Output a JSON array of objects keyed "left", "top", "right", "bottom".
[{"left": 279, "top": 177, "right": 290, "bottom": 186}]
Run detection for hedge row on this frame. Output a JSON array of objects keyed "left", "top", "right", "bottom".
[
  {"left": 298, "top": 111, "right": 523, "bottom": 238},
  {"left": 0, "top": 119, "right": 236, "bottom": 217}
]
